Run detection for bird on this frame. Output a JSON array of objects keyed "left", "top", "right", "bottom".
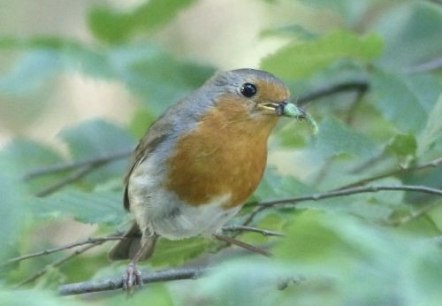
[{"left": 108, "top": 68, "right": 306, "bottom": 289}]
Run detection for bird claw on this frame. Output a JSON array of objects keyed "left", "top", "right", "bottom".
[{"left": 123, "top": 262, "right": 143, "bottom": 291}]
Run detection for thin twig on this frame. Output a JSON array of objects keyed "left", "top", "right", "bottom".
[
  {"left": 35, "top": 164, "right": 96, "bottom": 197},
  {"left": 387, "top": 202, "right": 439, "bottom": 227},
  {"left": 243, "top": 184, "right": 442, "bottom": 225},
  {"left": 58, "top": 265, "right": 207, "bottom": 295},
  {"left": 404, "top": 56, "right": 442, "bottom": 74},
  {"left": 337, "top": 157, "right": 442, "bottom": 190},
  {"left": 297, "top": 80, "right": 369, "bottom": 106},
  {"left": 16, "top": 243, "right": 103, "bottom": 288},
  {"left": 23, "top": 150, "right": 132, "bottom": 180},
  {"left": 213, "top": 234, "right": 272, "bottom": 257},
  {"left": 4, "top": 235, "right": 123, "bottom": 266},
  {"left": 222, "top": 225, "right": 284, "bottom": 237}
]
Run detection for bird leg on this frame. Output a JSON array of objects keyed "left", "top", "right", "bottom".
[
  {"left": 123, "top": 234, "right": 158, "bottom": 291},
  {"left": 213, "top": 233, "right": 272, "bottom": 257}
]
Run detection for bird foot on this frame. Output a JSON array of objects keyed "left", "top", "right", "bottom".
[{"left": 123, "top": 262, "right": 143, "bottom": 291}]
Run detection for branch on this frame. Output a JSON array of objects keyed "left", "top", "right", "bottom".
[
  {"left": 16, "top": 243, "right": 102, "bottom": 288},
  {"left": 23, "top": 150, "right": 131, "bottom": 181},
  {"left": 32, "top": 150, "right": 132, "bottom": 197},
  {"left": 297, "top": 80, "right": 369, "bottom": 106},
  {"left": 222, "top": 225, "right": 284, "bottom": 237},
  {"left": 337, "top": 156, "right": 442, "bottom": 190},
  {"left": 35, "top": 164, "right": 96, "bottom": 197},
  {"left": 405, "top": 57, "right": 442, "bottom": 74},
  {"left": 58, "top": 266, "right": 207, "bottom": 296},
  {"left": 243, "top": 184, "right": 442, "bottom": 225},
  {"left": 4, "top": 235, "right": 123, "bottom": 266},
  {"left": 53, "top": 184, "right": 440, "bottom": 295}
]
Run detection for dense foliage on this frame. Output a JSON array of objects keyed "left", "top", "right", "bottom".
[{"left": 0, "top": 0, "right": 441, "bottom": 305}]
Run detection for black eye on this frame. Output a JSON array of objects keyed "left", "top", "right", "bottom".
[{"left": 240, "top": 83, "right": 257, "bottom": 98}]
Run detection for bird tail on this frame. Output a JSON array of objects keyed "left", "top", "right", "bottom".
[{"left": 108, "top": 223, "right": 156, "bottom": 261}]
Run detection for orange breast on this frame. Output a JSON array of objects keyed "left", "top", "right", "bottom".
[{"left": 166, "top": 96, "right": 278, "bottom": 208}]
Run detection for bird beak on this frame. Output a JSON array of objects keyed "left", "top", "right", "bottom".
[{"left": 258, "top": 101, "right": 306, "bottom": 119}]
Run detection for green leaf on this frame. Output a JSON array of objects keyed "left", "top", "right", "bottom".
[
  {"left": 0, "top": 289, "right": 81, "bottom": 306},
  {"left": 418, "top": 95, "right": 442, "bottom": 155},
  {"left": 386, "top": 133, "right": 417, "bottom": 159},
  {"left": 298, "top": 0, "right": 370, "bottom": 25},
  {"left": 88, "top": 0, "right": 197, "bottom": 44},
  {"left": 261, "top": 31, "right": 383, "bottom": 79},
  {"left": 2, "top": 139, "right": 63, "bottom": 177},
  {"left": 312, "top": 118, "right": 377, "bottom": 159},
  {"left": 254, "top": 167, "right": 314, "bottom": 200},
  {"left": 0, "top": 38, "right": 215, "bottom": 117},
  {"left": 58, "top": 119, "right": 134, "bottom": 184},
  {"left": 371, "top": 72, "right": 440, "bottom": 133},
  {"left": 37, "top": 190, "right": 124, "bottom": 225},
  {"left": 149, "top": 237, "right": 212, "bottom": 267},
  {"left": 59, "top": 119, "right": 134, "bottom": 159},
  {"left": 0, "top": 159, "right": 26, "bottom": 262},
  {"left": 273, "top": 210, "right": 442, "bottom": 305},
  {"left": 108, "top": 45, "right": 214, "bottom": 116},
  {"left": 0, "top": 37, "right": 113, "bottom": 81},
  {"left": 104, "top": 284, "right": 173, "bottom": 306},
  {"left": 261, "top": 24, "right": 319, "bottom": 40},
  {"left": 376, "top": 3, "right": 442, "bottom": 71}
]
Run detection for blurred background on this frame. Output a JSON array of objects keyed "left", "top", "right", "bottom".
[{"left": 1, "top": 0, "right": 441, "bottom": 305}]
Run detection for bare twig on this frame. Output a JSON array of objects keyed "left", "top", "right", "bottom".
[
  {"left": 24, "top": 150, "right": 132, "bottom": 181},
  {"left": 58, "top": 266, "right": 207, "bottom": 295},
  {"left": 222, "top": 225, "right": 284, "bottom": 237},
  {"left": 297, "top": 80, "right": 369, "bottom": 106},
  {"left": 16, "top": 243, "right": 103, "bottom": 288},
  {"left": 35, "top": 165, "right": 95, "bottom": 197},
  {"left": 405, "top": 56, "right": 442, "bottom": 74},
  {"left": 337, "top": 157, "right": 442, "bottom": 190},
  {"left": 243, "top": 184, "right": 442, "bottom": 225},
  {"left": 388, "top": 202, "right": 439, "bottom": 227},
  {"left": 4, "top": 235, "right": 123, "bottom": 266},
  {"left": 213, "top": 234, "right": 272, "bottom": 257}
]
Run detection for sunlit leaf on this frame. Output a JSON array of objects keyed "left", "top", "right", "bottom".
[
  {"left": 261, "top": 31, "right": 382, "bottom": 79},
  {"left": 88, "top": 0, "right": 198, "bottom": 44}
]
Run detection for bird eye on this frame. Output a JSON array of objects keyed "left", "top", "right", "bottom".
[{"left": 240, "top": 83, "right": 257, "bottom": 98}]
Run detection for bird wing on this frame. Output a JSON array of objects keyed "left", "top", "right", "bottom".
[{"left": 123, "top": 114, "right": 173, "bottom": 211}]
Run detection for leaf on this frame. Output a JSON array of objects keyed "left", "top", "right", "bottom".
[
  {"left": 376, "top": 3, "right": 442, "bottom": 71},
  {"left": 253, "top": 167, "right": 314, "bottom": 201},
  {"left": 312, "top": 118, "right": 377, "bottom": 159},
  {"left": 1, "top": 139, "right": 63, "bottom": 177},
  {"left": 108, "top": 45, "right": 214, "bottom": 116},
  {"left": 0, "top": 289, "right": 81, "bottom": 306},
  {"left": 0, "top": 38, "right": 215, "bottom": 117},
  {"left": 418, "top": 95, "right": 442, "bottom": 155},
  {"left": 0, "top": 158, "right": 27, "bottom": 262},
  {"left": 36, "top": 190, "right": 125, "bottom": 225},
  {"left": 386, "top": 133, "right": 417, "bottom": 159},
  {"left": 261, "top": 24, "right": 319, "bottom": 40},
  {"left": 149, "top": 237, "right": 212, "bottom": 267},
  {"left": 261, "top": 31, "right": 383, "bottom": 79},
  {"left": 298, "top": 0, "right": 370, "bottom": 24},
  {"left": 0, "top": 37, "right": 113, "bottom": 81},
  {"left": 59, "top": 119, "right": 134, "bottom": 159},
  {"left": 88, "top": 0, "right": 197, "bottom": 44},
  {"left": 273, "top": 210, "right": 442, "bottom": 305},
  {"left": 58, "top": 119, "right": 134, "bottom": 184},
  {"left": 371, "top": 71, "right": 440, "bottom": 134}
]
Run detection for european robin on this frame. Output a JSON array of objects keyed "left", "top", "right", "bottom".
[{"left": 109, "top": 68, "right": 306, "bottom": 288}]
